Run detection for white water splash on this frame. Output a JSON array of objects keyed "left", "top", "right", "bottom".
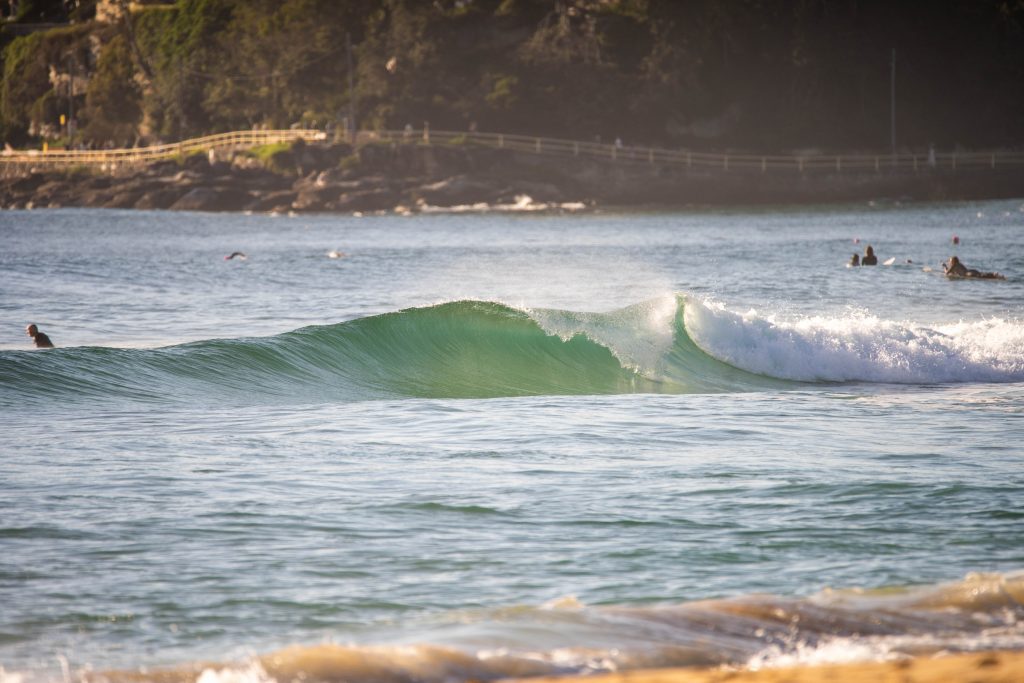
[
  {"left": 0, "top": 668, "right": 25, "bottom": 683},
  {"left": 528, "top": 294, "right": 678, "bottom": 375},
  {"left": 746, "top": 636, "right": 902, "bottom": 670},
  {"left": 196, "top": 663, "right": 276, "bottom": 683},
  {"left": 684, "top": 298, "right": 1024, "bottom": 383}
]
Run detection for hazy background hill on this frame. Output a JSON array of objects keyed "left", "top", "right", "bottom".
[{"left": 2, "top": 0, "right": 1023, "bottom": 152}]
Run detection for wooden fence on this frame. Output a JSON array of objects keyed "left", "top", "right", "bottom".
[
  {"left": 4, "top": 127, "right": 1023, "bottom": 175},
  {"left": 369, "top": 129, "right": 1024, "bottom": 174},
  {"left": 0, "top": 129, "right": 326, "bottom": 173}
]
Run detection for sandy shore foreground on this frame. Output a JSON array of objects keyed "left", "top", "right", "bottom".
[{"left": 512, "top": 651, "right": 1024, "bottom": 683}]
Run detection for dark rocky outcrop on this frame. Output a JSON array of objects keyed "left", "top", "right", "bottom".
[
  {"left": 327, "top": 188, "right": 402, "bottom": 212},
  {"left": 410, "top": 175, "right": 503, "bottom": 206},
  {"left": 136, "top": 187, "right": 188, "bottom": 210},
  {"left": 292, "top": 185, "right": 341, "bottom": 212},
  {"left": 105, "top": 190, "right": 148, "bottom": 209},
  {"left": 245, "top": 191, "right": 298, "bottom": 213},
  {"left": 3, "top": 140, "right": 1023, "bottom": 215},
  {"left": 170, "top": 187, "right": 254, "bottom": 212}
]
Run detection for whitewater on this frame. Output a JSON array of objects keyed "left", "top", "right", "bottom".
[{"left": 1, "top": 202, "right": 1023, "bottom": 682}]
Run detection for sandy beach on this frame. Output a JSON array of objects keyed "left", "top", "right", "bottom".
[
  {"left": 82, "top": 648, "right": 1024, "bottom": 683},
  {"left": 514, "top": 650, "right": 1024, "bottom": 683}
]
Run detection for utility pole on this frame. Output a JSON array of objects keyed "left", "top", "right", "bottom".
[
  {"left": 890, "top": 48, "right": 896, "bottom": 154},
  {"left": 346, "top": 31, "right": 355, "bottom": 144},
  {"left": 67, "top": 54, "right": 74, "bottom": 144}
]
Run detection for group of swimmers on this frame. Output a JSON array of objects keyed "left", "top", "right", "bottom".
[
  {"left": 849, "top": 241, "right": 1004, "bottom": 280},
  {"left": 849, "top": 245, "right": 879, "bottom": 266},
  {"left": 225, "top": 250, "right": 348, "bottom": 260}
]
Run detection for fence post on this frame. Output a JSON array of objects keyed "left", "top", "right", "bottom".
[
  {"left": 498, "top": 134, "right": 504, "bottom": 148},
  {"left": 612, "top": 144, "right": 617, "bottom": 160},
  {"left": 761, "top": 157, "right": 766, "bottom": 173},
  {"left": 723, "top": 155, "right": 728, "bottom": 171},
  {"left": 687, "top": 152, "right": 691, "bottom": 168},
  {"left": 574, "top": 142, "right": 579, "bottom": 157},
  {"left": 991, "top": 153, "right": 996, "bottom": 169},
  {"left": 423, "top": 122, "right": 430, "bottom": 144},
  {"left": 648, "top": 148, "right": 654, "bottom": 164},
  {"left": 836, "top": 156, "right": 841, "bottom": 172},
  {"left": 799, "top": 157, "right": 804, "bottom": 173},
  {"left": 535, "top": 137, "right": 541, "bottom": 153}
]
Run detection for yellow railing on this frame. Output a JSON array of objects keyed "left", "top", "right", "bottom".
[
  {"left": 0, "top": 129, "right": 326, "bottom": 170},
  {"left": 4, "top": 127, "right": 1023, "bottom": 175}
]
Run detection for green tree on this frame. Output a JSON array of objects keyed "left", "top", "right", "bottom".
[
  {"left": 0, "top": 25, "right": 89, "bottom": 144},
  {"left": 13, "top": 0, "right": 68, "bottom": 22},
  {"left": 133, "top": 0, "right": 237, "bottom": 140},
  {"left": 204, "top": 0, "right": 366, "bottom": 130},
  {"left": 82, "top": 34, "right": 142, "bottom": 144}
]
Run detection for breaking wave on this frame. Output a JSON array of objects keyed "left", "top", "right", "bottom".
[{"left": 2, "top": 295, "right": 1022, "bottom": 407}]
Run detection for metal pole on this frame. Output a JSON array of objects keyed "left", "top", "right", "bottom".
[
  {"left": 67, "top": 55, "right": 73, "bottom": 143},
  {"left": 346, "top": 32, "right": 355, "bottom": 144},
  {"left": 890, "top": 48, "right": 896, "bottom": 153}
]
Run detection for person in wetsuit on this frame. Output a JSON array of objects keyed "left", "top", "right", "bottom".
[
  {"left": 26, "top": 324, "right": 54, "bottom": 348},
  {"left": 943, "top": 255, "right": 1005, "bottom": 280},
  {"left": 861, "top": 245, "right": 878, "bottom": 265},
  {"left": 849, "top": 253, "right": 860, "bottom": 266}
]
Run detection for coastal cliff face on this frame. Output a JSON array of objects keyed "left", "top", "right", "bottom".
[{"left": 5, "top": 140, "right": 1023, "bottom": 213}]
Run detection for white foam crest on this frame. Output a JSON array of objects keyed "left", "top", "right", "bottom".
[
  {"left": 746, "top": 636, "right": 901, "bottom": 670},
  {"left": 684, "top": 299, "right": 1024, "bottom": 383},
  {"left": 196, "top": 663, "right": 276, "bottom": 683},
  {"left": 528, "top": 295, "right": 678, "bottom": 375},
  {"left": 746, "top": 628, "right": 1024, "bottom": 671},
  {"left": 0, "top": 668, "right": 25, "bottom": 683},
  {"left": 415, "top": 195, "right": 587, "bottom": 214}
]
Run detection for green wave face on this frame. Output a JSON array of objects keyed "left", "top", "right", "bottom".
[
  {"left": 0, "top": 299, "right": 781, "bottom": 407},
  {"left": 308, "top": 300, "right": 662, "bottom": 398}
]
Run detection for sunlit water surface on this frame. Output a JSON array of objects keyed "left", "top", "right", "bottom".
[{"left": 1, "top": 202, "right": 1023, "bottom": 681}]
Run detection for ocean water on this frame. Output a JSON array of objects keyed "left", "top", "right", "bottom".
[{"left": 1, "top": 201, "right": 1023, "bottom": 682}]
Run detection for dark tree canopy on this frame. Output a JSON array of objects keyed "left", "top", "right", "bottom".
[{"left": 1, "top": 0, "right": 1022, "bottom": 150}]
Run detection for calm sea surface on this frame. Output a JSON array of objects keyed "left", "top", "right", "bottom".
[{"left": 2, "top": 202, "right": 1023, "bottom": 682}]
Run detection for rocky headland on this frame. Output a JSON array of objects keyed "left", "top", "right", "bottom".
[
  {"left": 0, "top": 140, "right": 589, "bottom": 214},
  {"left": 4, "top": 139, "right": 1024, "bottom": 214}
]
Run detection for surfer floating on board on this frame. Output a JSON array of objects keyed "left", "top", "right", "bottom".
[
  {"left": 26, "top": 324, "right": 54, "bottom": 348},
  {"left": 943, "top": 255, "right": 1005, "bottom": 280}
]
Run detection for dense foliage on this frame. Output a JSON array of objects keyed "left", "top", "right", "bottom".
[{"left": 2, "top": 0, "right": 1023, "bottom": 150}]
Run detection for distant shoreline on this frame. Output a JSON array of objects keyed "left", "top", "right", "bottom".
[{"left": 4, "top": 140, "right": 1024, "bottom": 214}]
